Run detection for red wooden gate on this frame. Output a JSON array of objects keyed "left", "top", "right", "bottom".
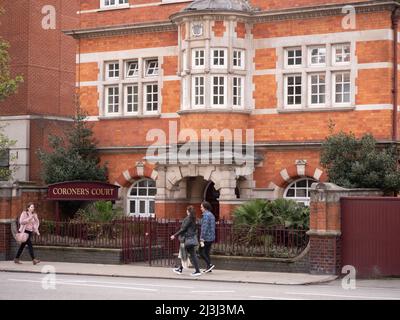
[
  {"left": 341, "top": 197, "right": 400, "bottom": 277},
  {"left": 122, "top": 217, "right": 181, "bottom": 267}
]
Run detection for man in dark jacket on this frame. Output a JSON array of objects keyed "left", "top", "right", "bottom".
[{"left": 199, "top": 201, "right": 216, "bottom": 273}]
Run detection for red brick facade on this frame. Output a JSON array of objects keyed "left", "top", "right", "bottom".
[{"left": 66, "top": 0, "right": 400, "bottom": 220}]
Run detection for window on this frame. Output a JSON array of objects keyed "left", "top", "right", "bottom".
[
  {"left": 126, "top": 60, "right": 139, "bottom": 78},
  {"left": 309, "top": 74, "right": 326, "bottom": 105},
  {"left": 192, "top": 49, "right": 205, "bottom": 68},
  {"left": 211, "top": 49, "right": 227, "bottom": 68},
  {"left": 233, "top": 77, "right": 244, "bottom": 107},
  {"left": 285, "top": 75, "right": 302, "bottom": 107},
  {"left": 102, "top": 0, "right": 129, "bottom": 8},
  {"left": 284, "top": 178, "right": 316, "bottom": 206},
  {"left": 193, "top": 76, "right": 205, "bottom": 107},
  {"left": 286, "top": 48, "right": 302, "bottom": 67},
  {"left": 333, "top": 43, "right": 351, "bottom": 65},
  {"left": 106, "top": 62, "right": 119, "bottom": 80},
  {"left": 233, "top": 50, "right": 245, "bottom": 69},
  {"left": 145, "top": 59, "right": 159, "bottom": 77},
  {"left": 309, "top": 46, "right": 326, "bottom": 66},
  {"left": 127, "top": 179, "right": 156, "bottom": 217},
  {"left": 144, "top": 84, "right": 159, "bottom": 113},
  {"left": 105, "top": 86, "right": 119, "bottom": 114},
  {"left": 125, "top": 85, "right": 138, "bottom": 113},
  {"left": 212, "top": 76, "right": 226, "bottom": 106},
  {"left": 0, "top": 149, "right": 10, "bottom": 181},
  {"left": 334, "top": 72, "right": 351, "bottom": 104}
]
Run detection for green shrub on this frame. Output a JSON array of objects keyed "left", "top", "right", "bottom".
[
  {"left": 73, "top": 201, "right": 123, "bottom": 224},
  {"left": 233, "top": 199, "right": 309, "bottom": 229}
]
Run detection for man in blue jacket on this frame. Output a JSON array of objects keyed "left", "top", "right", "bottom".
[{"left": 199, "top": 201, "right": 216, "bottom": 273}]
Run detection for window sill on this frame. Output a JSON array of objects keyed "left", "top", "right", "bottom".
[
  {"left": 278, "top": 106, "right": 355, "bottom": 113},
  {"left": 99, "top": 114, "right": 161, "bottom": 120},
  {"left": 178, "top": 108, "right": 251, "bottom": 115}
]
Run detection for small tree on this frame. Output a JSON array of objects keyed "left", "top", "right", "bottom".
[
  {"left": 320, "top": 131, "right": 400, "bottom": 194},
  {"left": 37, "top": 106, "right": 108, "bottom": 184},
  {"left": 0, "top": 126, "right": 16, "bottom": 181},
  {"left": 0, "top": 7, "right": 23, "bottom": 102}
]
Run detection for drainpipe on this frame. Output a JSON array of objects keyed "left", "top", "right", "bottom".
[{"left": 392, "top": 8, "right": 400, "bottom": 142}]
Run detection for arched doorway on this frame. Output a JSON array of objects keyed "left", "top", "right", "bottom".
[
  {"left": 204, "top": 181, "right": 240, "bottom": 221},
  {"left": 204, "top": 182, "right": 220, "bottom": 220}
]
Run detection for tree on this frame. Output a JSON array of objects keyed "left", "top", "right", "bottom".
[
  {"left": 37, "top": 107, "right": 108, "bottom": 184},
  {"left": 0, "top": 7, "right": 23, "bottom": 102},
  {"left": 320, "top": 131, "right": 400, "bottom": 194},
  {"left": 0, "top": 126, "right": 16, "bottom": 181}
]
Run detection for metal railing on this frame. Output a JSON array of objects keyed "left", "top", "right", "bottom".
[{"left": 30, "top": 218, "right": 309, "bottom": 264}]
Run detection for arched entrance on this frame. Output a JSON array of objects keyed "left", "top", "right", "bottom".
[
  {"left": 204, "top": 181, "right": 220, "bottom": 220},
  {"left": 204, "top": 181, "right": 240, "bottom": 221}
]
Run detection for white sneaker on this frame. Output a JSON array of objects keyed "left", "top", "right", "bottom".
[
  {"left": 173, "top": 268, "right": 183, "bottom": 275},
  {"left": 204, "top": 264, "right": 215, "bottom": 273}
]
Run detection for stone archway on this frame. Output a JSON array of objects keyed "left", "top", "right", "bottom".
[{"left": 155, "top": 164, "right": 253, "bottom": 219}]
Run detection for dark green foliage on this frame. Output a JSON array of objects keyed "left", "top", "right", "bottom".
[
  {"left": 37, "top": 107, "right": 108, "bottom": 184},
  {"left": 320, "top": 132, "right": 400, "bottom": 194},
  {"left": 233, "top": 199, "right": 310, "bottom": 229}
]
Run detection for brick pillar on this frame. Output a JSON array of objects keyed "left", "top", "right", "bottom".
[{"left": 308, "top": 183, "right": 382, "bottom": 275}]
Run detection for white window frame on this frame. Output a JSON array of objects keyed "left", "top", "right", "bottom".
[
  {"left": 192, "top": 76, "right": 205, "bottom": 108},
  {"left": 211, "top": 49, "right": 227, "bottom": 69},
  {"left": 192, "top": 49, "right": 205, "bottom": 69},
  {"left": 332, "top": 43, "right": 351, "bottom": 66},
  {"left": 144, "top": 83, "right": 159, "bottom": 114},
  {"left": 211, "top": 76, "right": 227, "bottom": 107},
  {"left": 232, "top": 76, "right": 244, "bottom": 108},
  {"left": 232, "top": 49, "right": 245, "bottom": 70},
  {"left": 284, "top": 74, "right": 302, "bottom": 108},
  {"left": 101, "top": 0, "right": 129, "bottom": 9},
  {"left": 285, "top": 47, "right": 302, "bottom": 68},
  {"left": 308, "top": 73, "right": 326, "bottom": 107},
  {"left": 308, "top": 46, "right": 327, "bottom": 67},
  {"left": 125, "top": 84, "right": 139, "bottom": 114},
  {"left": 284, "top": 178, "right": 316, "bottom": 206},
  {"left": 145, "top": 59, "right": 159, "bottom": 77},
  {"left": 333, "top": 71, "right": 351, "bottom": 106},
  {"left": 105, "top": 86, "right": 120, "bottom": 115},
  {"left": 127, "top": 179, "right": 156, "bottom": 218},
  {"left": 126, "top": 60, "right": 139, "bottom": 78},
  {"left": 105, "top": 61, "right": 120, "bottom": 80}
]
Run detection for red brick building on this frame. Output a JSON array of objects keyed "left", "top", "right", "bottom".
[
  {"left": 62, "top": 0, "right": 400, "bottom": 220},
  {"left": 0, "top": 0, "right": 79, "bottom": 222}
]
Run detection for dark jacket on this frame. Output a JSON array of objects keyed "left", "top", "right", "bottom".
[{"left": 174, "top": 216, "right": 197, "bottom": 240}]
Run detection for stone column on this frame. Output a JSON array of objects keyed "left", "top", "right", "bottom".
[{"left": 308, "top": 182, "right": 382, "bottom": 275}]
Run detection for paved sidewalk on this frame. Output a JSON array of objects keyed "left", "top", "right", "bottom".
[{"left": 0, "top": 261, "right": 337, "bottom": 285}]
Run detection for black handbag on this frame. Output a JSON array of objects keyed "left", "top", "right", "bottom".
[{"left": 184, "top": 235, "right": 199, "bottom": 247}]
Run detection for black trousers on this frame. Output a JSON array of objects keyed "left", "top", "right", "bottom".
[
  {"left": 199, "top": 241, "right": 213, "bottom": 268},
  {"left": 15, "top": 230, "right": 35, "bottom": 260},
  {"left": 179, "top": 245, "right": 200, "bottom": 273}
]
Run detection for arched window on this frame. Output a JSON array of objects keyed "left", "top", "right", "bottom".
[
  {"left": 127, "top": 179, "right": 156, "bottom": 217},
  {"left": 284, "top": 178, "right": 316, "bottom": 206}
]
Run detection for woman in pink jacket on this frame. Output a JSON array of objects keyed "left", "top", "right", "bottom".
[{"left": 14, "top": 203, "right": 40, "bottom": 265}]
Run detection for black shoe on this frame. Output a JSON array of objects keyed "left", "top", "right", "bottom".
[
  {"left": 173, "top": 267, "right": 183, "bottom": 274},
  {"left": 191, "top": 271, "right": 202, "bottom": 277},
  {"left": 204, "top": 264, "right": 215, "bottom": 273}
]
